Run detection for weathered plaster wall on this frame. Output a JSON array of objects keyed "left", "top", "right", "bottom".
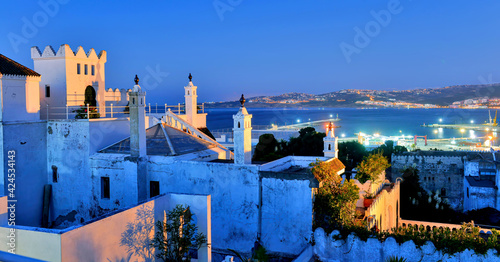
[
  {"left": 3, "top": 121, "right": 47, "bottom": 226},
  {"left": 148, "top": 159, "right": 260, "bottom": 252},
  {"left": 463, "top": 177, "right": 497, "bottom": 212},
  {"left": 47, "top": 120, "right": 93, "bottom": 226},
  {"left": 261, "top": 178, "right": 313, "bottom": 254},
  {"left": 1, "top": 76, "right": 40, "bottom": 122},
  {"left": 313, "top": 228, "right": 500, "bottom": 262},
  {"left": 392, "top": 153, "right": 465, "bottom": 210}
]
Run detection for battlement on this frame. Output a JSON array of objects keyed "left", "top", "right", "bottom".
[{"left": 31, "top": 44, "right": 106, "bottom": 62}]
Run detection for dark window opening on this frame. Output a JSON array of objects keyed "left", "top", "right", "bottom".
[
  {"left": 77, "top": 63, "right": 81, "bottom": 74},
  {"left": 150, "top": 181, "right": 160, "bottom": 198},
  {"left": 441, "top": 188, "right": 446, "bottom": 197},
  {"left": 91, "top": 65, "right": 95, "bottom": 76},
  {"left": 101, "top": 177, "right": 110, "bottom": 199},
  {"left": 84, "top": 64, "right": 88, "bottom": 75},
  {"left": 328, "top": 144, "right": 331, "bottom": 150},
  {"left": 238, "top": 122, "right": 240, "bottom": 128},
  {"left": 52, "top": 165, "right": 57, "bottom": 183},
  {"left": 45, "top": 85, "right": 50, "bottom": 97},
  {"left": 467, "top": 187, "right": 469, "bottom": 198}
]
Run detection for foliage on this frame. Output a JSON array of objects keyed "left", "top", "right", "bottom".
[
  {"left": 312, "top": 160, "right": 359, "bottom": 232},
  {"left": 73, "top": 105, "right": 100, "bottom": 119},
  {"left": 363, "top": 192, "right": 375, "bottom": 199},
  {"left": 151, "top": 205, "right": 207, "bottom": 262},
  {"left": 355, "top": 151, "right": 390, "bottom": 184},
  {"left": 400, "top": 166, "right": 458, "bottom": 223},
  {"left": 385, "top": 256, "right": 408, "bottom": 262},
  {"left": 373, "top": 140, "right": 407, "bottom": 162},
  {"left": 281, "top": 127, "right": 326, "bottom": 156},
  {"left": 252, "top": 134, "right": 283, "bottom": 161},
  {"left": 333, "top": 223, "right": 500, "bottom": 255},
  {"left": 228, "top": 242, "right": 269, "bottom": 262},
  {"left": 338, "top": 141, "right": 368, "bottom": 171}
]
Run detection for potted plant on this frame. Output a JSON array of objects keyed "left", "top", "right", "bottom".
[{"left": 363, "top": 192, "right": 375, "bottom": 208}]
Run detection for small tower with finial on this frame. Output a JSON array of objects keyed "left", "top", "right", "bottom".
[
  {"left": 184, "top": 73, "right": 198, "bottom": 125},
  {"left": 233, "top": 94, "right": 252, "bottom": 164},
  {"left": 129, "top": 74, "right": 146, "bottom": 158},
  {"left": 324, "top": 122, "right": 338, "bottom": 158}
]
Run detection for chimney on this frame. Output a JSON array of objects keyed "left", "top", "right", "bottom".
[
  {"left": 233, "top": 94, "right": 252, "bottom": 164},
  {"left": 129, "top": 75, "right": 147, "bottom": 157}
]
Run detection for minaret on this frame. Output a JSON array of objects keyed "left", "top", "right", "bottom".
[
  {"left": 129, "top": 75, "right": 147, "bottom": 157},
  {"left": 324, "top": 122, "right": 338, "bottom": 158},
  {"left": 184, "top": 73, "right": 197, "bottom": 125},
  {"left": 233, "top": 94, "right": 252, "bottom": 165}
]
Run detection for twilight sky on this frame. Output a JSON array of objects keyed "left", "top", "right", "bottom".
[{"left": 2, "top": 0, "right": 500, "bottom": 104}]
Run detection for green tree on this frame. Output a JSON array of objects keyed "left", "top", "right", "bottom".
[
  {"left": 252, "top": 134, "right": 283, "bottom": 161},
  {"left": 312, "top": 160, "right": 359, "bottom": 232},
  {"left": 151, "top": 205, "right": 208, "bottom": 262},
  {"left": 373, "top": 140, "right": 408, "bottom": 162},
  {"left": 284, "top": 127, "right": 326, "bottom": 156},
  {"left": 338, "top": 141, "right": 368, "bottom": 171},
  {"left": 355, "top": 151, "right": 390, "bottom": 184}
]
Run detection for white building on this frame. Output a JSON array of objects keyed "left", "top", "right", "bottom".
[
  {"left": 0, "top": 49, "right": 331, "bottom": 260},
  {"left": 463, "top": 151, "right": 500, "bottom": 211}
]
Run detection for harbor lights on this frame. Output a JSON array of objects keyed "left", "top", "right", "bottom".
[
  {"left": 297, "top": 119, "right": 301, "bottom": 123},
  {"left": 433, "top": 130, "right": 438, "bottom": 134},
  {"left": 439, "top": 118, "right": 443, "bottom": 123},
  {"left": 341, "top": 133, "right": 346, "bottom": 138},
  {"left": 330, "top": 114, "right": 333, "bottom": 118},
  {"left": 470, "top": 120, "right": 474, "bottom": 124},
  {"left": 460, "top": 128, "right": 465, "bottom": 138}
]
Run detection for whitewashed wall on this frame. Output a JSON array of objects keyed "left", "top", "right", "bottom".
[{"left": 314, "top": 228, "right": 500, "bottom": 262}]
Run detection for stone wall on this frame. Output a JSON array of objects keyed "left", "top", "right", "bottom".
[
  {"left": 392, "top": 152, "right": 466, "bottom": 210},
  {"left": 313, "top": 228, "right": 500, "bottom": 262}
]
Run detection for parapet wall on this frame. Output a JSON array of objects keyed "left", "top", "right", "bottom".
[
  {"left": 313, "top": 228, "right": 500, "bottom": 262},
  {"left": 31, "top": 44, "right": 106, "bottom": 61}
]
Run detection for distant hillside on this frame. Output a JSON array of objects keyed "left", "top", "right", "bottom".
[{"left": 204, "top": 83, "right": 500, "bottom": 108}]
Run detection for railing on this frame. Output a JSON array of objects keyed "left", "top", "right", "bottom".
[{"left": 40, "top": 103, "right": 206, "bottom": 120}]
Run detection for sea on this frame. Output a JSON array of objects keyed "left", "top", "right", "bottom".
[{"left": 205, "top": 108, "right": 497, "bottom": 140}]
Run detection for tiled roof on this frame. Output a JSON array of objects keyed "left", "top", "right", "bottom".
[
  {"left": 330, "top": 158, "right": 346, "bottom": 174},
  {"left": 0, "top": 54, "right": 40, "bottom": 77},
  {"left": 465, "top": 176, "right": 496, "bottom": 188}
]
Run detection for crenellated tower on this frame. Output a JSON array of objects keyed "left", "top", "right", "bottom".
[{"left": 31, "top": 44, "right": 107, "bottom": 118}]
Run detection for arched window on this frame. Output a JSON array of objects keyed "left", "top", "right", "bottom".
[
  {"left": 238, "top": 122, "right": 240, "bottom": 128},
  {"left": 187, "top": 91, "right": 190, "bottom": 95},
  {"left": 328, "top": 144, "right": 331, "bottom": 150}
]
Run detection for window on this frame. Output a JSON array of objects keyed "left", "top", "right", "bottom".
[
  {"left": 467, "top": 187, "right": 469, "bottom": 198},
  {"left": 441, "top": 188, "right": 446, "bottom": 197},
  {"left": 52, "top": 165, "right": 57, "bottom": 183},
  {"left": 101, "top": 177, "right": 110, "bottom": 199},
  {"left": 91, "top": 65, "right": 95, "bottom": 76},
  {"left": 45, "top": 85, "right": 50, "bottom": 97},
  {"left": 77, "top": 63, "right": 81, "bottom": 74},
  {"left": 84, "top": 64, "right": 88, "bottom": 75},
  {"left": 150, "top": 181, "right": 160, "bottom": 198}
]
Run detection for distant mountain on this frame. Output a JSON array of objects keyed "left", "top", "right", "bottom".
[{"left": 204, "top": 83, "right": 500, "bottom": 108}]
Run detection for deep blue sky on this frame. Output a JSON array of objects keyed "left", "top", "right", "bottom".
[{"left": 2, "top": 1, "right": 500, "bottom": 104}]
